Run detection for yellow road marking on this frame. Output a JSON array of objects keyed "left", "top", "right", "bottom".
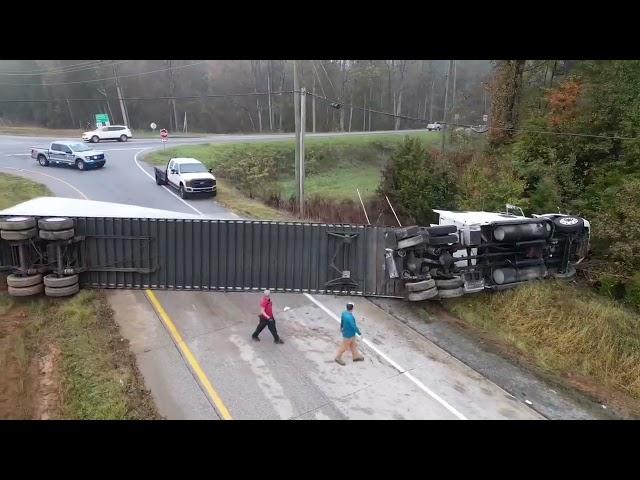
[{"left": 145, "top": 290, "right": 233, "bottom": 420}]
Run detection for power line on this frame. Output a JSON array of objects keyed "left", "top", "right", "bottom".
[
  {"left": 0, "top": 91, "right": 295, "bottom": 103},
  {"left": 305, "top": 90, "right": 640, "bottom": 142},
  {"left": 0, "top": 61, "right": 207, "bottom": 87},
  {"left": 0, "top": 60, "right": 105, "bottom": 76}
]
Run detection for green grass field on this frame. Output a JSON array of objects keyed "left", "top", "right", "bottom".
[{"left": 0, "top": 173, "right": 51, "bottom": 210}]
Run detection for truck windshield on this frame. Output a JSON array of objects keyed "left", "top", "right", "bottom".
[
  {"left": 180, "top": 163, "right": 207, "bottom": 173},
  {"left": 69, "top": 143, "right": 93, "bottom": 152}
]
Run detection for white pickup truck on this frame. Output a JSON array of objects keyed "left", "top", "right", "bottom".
[
  {"left": 31, "top": 141, "right": 106, "bottom": 170},
  {"left": 427, "top": 122, "right": 442, "bottom": 131},
  {"left": 154, "top": 157, "right": 217, "bottom": 199}
]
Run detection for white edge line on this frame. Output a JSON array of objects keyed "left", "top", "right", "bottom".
[
  {"left": 2, "top": 166, "right": 89, "bottom": 200},
  {"left": 133, "top": 149, "right": 204, "bottom": 216},
  {"left": 303, "top": 292, "right": 468, "bottom": 420}
]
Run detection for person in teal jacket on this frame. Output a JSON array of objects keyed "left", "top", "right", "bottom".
[{"left": 335, "top": 302, "right": 364, "bottom": 366}]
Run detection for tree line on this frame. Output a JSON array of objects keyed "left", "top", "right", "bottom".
[{"left": 0, "top": 60, "right": 491, "bottom": 133}]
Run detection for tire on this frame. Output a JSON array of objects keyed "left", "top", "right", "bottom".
[
  {"left": 179, "top": 184, "right": 188, "bottom": 199},
  {"left": 408, "top": 287, "right": 439, "bottom": 302},
  {"left": 437, "top": 287, "right": 464, "bottom": 299},
  {"left": 425, "top": 225, "right": 457, "bottom": 236},
  {"left": 553, "top": 216, "right": 584, "bottom": 234},
  {"left": 7, "top": 273, "right": 42, "bottom": 288},
  {"left": 39, "top": 228, "right": 74, "bottom": 241},
  {"left": 395, "top": 226, "right": 420, "bottom": 241},
  {"left": 406, "top": 279, "right": 436, "bottom": 292},
  {"left": 44, "top": 274, "right": 78, "bottom": 288},
  {"left": 91, "top": 135, "right": 99, "bottom": 143},
  {"left": 1, "top": 227, "right": 37, "bottom": 241},
  {"left": 45, "top": 283, "right": 79, "bottom": 297},
  {"left": 38, "top": 217, "right": 74, "bottom": 231},
  {"left": 211, "top": 190, "right": 217, "bottom": 197},
  {"left": 552, "top": 265, "right": 576, "bottom": 279},
  {"left": 435, "top": 276, "right": 464, "bottom": 289},
  {"left": 8, "top": 283, "right": 44, "bottom": 297},
  {"left": 427, "top": 234, "right": 458, "bottom": 246},
  {"left": 397, "top": 234, "right": 427, "bottom": 249},
  {"left": 0, "top": 216, "right": 36, "bottom": 230},
  {"left": 76, "top": 159, "right": 85, "bottom": 170},
  {"left": 155, "top": 173, "right": 163, "bottom": 185},
  {"left": 119, "top": 134, "right": 128, "bottom": 142},
  {"left": 97, "top": 163, "right": 105, "bottom": 169},
  {"left": 38, "top": 155, "right": 49, "bottom": 167}
]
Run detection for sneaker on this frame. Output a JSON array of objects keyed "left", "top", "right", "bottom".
[
  {"left": 252, "top": 335, "right": 260, "bottom": 342},
  {"left": 353, "top": 357, "right": 364, "bottom": 362},
  {"left": 335, "top": 358, "right": 346, "bottom": 366},
  {"left": 274, "top": 339, "right": 284, "bottom": 344}
]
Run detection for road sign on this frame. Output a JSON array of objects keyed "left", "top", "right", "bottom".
[
  {"left": 160, "top": 129, "right": 168, "bottom": 139},
  {"left": 483, "top": 114, "right": 488, "bottom": 123},
  {"left": 95, "top": 113, "right": 110, "bottom": 128},
  {"left": 150, "top": 122, "right": 157, "bottom": 130},
  {"left": 161, "top": 138, "right": 167, "bottom": 143}
]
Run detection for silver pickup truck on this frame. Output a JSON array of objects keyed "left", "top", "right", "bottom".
[{"left": 31, "top": 141, "right": 106, "bottom": 171}]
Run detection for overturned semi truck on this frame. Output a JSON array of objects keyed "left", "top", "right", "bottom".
[
  {"left": 384, "top": 205, "right": 590, "bottom": 301},
  {"left": 0, "top": 198, "right": 589, "bottom": 301}
]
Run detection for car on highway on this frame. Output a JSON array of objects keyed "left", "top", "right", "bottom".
[
  {"left": 82, "top": 125, "right": 132, "bottom": 143},
  {"left": 154, "top": 157, "right": 217, "bottom": 199},
  {"left": 31, "top": 141, "right": 106, "bottom": 171},
  {"left": 427, "top": 122, "right": 442, "bottom": 131}
]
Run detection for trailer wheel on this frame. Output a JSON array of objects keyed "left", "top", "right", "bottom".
[
  {"left": 395, "top": 226, "right": 420, "bottom": 241},
  {"left": 425, "top": 225, "right": 457, "bottom": 236},
  {"left": 8, "top": 283, "right": 44, "bottom": 297},
  {"left": 397, "top": 234, "right": 427, "bottom": 249},
  {"left": 406, "top": 279, "right": 436, "bottom": 292},
  {"left": 39, "top": 228, "right": 74, "bottom": 241},
  {"left": 552, "top": 265, "right": 576, "bottom": 279},
  {"left": 1, "top": 227, "right": 38, "bottom": 241},
  {"left": 44, "top": 274, "right": 79, "bottom": 288},
  {"left": 45, "top": 283, "right": 79, "bottom": 298},
  {"left": 408, "top": 287, "right": 439, "bottom": 302},
  {"left": 0, "top": 216, "right": 37, "bottom": 231},
  {"left": 38, "top": 217, "right": 74, "bottom": 231},
  {"left": 435, "top": 276, "right": 464, "bottom": 289},
  {"left": 437, "top": 287, "right": 464, "bottom": 299},
  {"left": 7, "top": 273, "right": 42, "bottom": 288}
]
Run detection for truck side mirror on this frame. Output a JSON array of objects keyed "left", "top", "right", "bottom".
[
  {"left": 171, "top": 169, "right": 178, "bottom": 174},
  {"left": 208, "top": 168, "right": 213, "bottom": 173}
]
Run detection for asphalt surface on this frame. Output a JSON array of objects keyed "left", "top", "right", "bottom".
[{"left": 0, "top": 130, "right": 561, "bottom": 419}]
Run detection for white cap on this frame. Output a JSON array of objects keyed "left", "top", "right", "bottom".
[{"left": 264, "top": 289, "right": 271, "bottom": 296}]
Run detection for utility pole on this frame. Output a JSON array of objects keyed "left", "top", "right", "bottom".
[
  {"left": 294, "top": 60, "right": 301, "bottom": 216},
  {"left": 168, "top": 60, "right": 178, "bottom": 132},
  {"left": 299, "top": 87, "right": 306, "bottom": 218},
  {"left": 113, "top": 62, "right": 129, "bottom": 126},
  {"left": 440, "top": 60, "right": 452, "bottom": 154},
  {"left": 312, "top": 74, "right": 316, "bottom": 133},
  {"left": 267, "top": 60, "right": 274, "bottom": 131}
]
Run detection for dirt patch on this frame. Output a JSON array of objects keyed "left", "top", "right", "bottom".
[
  {"left": 33, "top": 344, "right": 62, "bottom": 420},
  {"left": 0, "top": 308, "right": 33, "bottom": 419}
]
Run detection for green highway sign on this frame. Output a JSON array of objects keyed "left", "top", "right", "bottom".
[{"left": 95, "top": 113, "right": 110, "bottom": 127}]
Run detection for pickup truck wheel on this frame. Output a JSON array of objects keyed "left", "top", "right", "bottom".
[
  {"left": 211, "top": 191, "right": 217, "bottom": 197},
  {"left": 91, "top": 136, "right": 99, "bottom": 143},
  {"left": 119, "top": 134, "right": 128, "bottom": 142},
  {"left": 38, "top": 155, "right": 49, "bottom": 167},
  {"left": 155, "top": 173, "right": 163, "bottom": 185},
  {"left": 76, "top": 159, "right": 85, "bottom": 170},
  {"left": 179, "top": 184, "right": 188, "bottom": 199}
]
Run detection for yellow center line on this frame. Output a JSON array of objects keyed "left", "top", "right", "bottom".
[{"left": 145, "top": 289, "right": 233, "bottom": 420}]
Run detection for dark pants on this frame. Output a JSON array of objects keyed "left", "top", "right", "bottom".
[{"left": 252, "top": 315, "right": 280, "bottom": 341}]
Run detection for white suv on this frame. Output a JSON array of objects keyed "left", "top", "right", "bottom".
[{"left": 82, "top": 125, "right": 133, "bottom": 143}]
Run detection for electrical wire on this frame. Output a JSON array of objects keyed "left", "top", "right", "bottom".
[
  {"left": 0, "top": 60, "right": 105, "bottom": 75},
  {"left": 0, "top": 91, "right": 295, "bottom": 103},
  {"left": 0, "top": 61, "right": 206, "bottom": 87}
]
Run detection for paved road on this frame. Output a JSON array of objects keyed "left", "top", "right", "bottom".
[{"left": 0, "top": 130, "right": 544, "bottom": 420}]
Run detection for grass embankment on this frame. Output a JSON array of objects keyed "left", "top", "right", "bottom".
[
  {"left": 146, "top": 132, "right": 439, "bottom": 201},
  {"left": 444, "top": 280, "right": 640, "bottom": 415},
  {"left": 0, "top": 173, "right": 51, "bottom": 210},
  {"left": 0, "top": 173, "right": 159, "bottom": 419}
]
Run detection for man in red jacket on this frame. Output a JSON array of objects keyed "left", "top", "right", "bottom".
[{"left": 251, "top": 289, "right": 284, "bottom": 344}]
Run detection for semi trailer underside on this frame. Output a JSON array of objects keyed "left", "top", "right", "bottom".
[{"left": 1, "top": 198, "right": 589, "bottom": 301}]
